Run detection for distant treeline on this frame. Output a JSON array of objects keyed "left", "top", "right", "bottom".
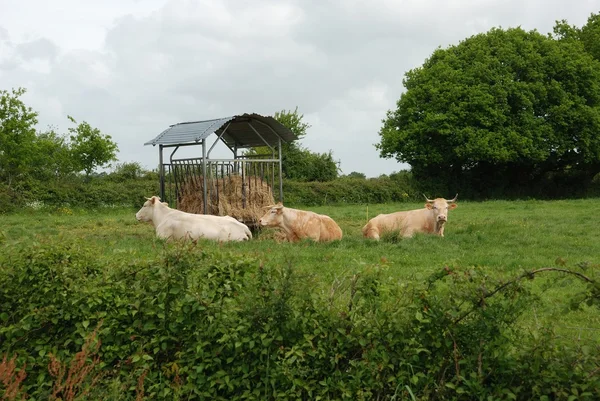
[{"left": 1, "top": 167, "right": 599, "bottom": 213}]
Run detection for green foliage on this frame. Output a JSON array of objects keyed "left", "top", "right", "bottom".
[
  {"left": 67, "top": 116, "right": 119, "bottom": 177},
  {"left": 1, "top": 241, "right": 598, "bottom": 400},
  {"left": 378, "top": 25, "right": 600, "bottom": 198},
  {"left": 283, "top": 171, "right": 416, "bottom": 205},
  {"left": 281, "top": 146, "right": 340, "bottom": 182},
  {"left": 31, "top": 128, "right": 76, "bottom": 182},
  {"left": 0, "top": 88, "right": 39, "bottom": 187},
  {"left": 579, "top": 13, "right": 600, "bottom": 62},
  {"left": 554, "top": 12, "right": 600, "bottom": 62},
  {"left": 273, "top": 107, "right": 310, "bottom": 140},
  {"left": 258, "top": 107, "right": 340, "bottom": 182},
  {"left": 345, "top": 171, "right": 367, "bottom": 179},
  {"left": 109, "top": 162, "right": 148, "bottom": 182}
]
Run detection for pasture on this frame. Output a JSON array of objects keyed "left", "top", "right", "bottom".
[
  {"left": 3, "top": 199, "right": 600, "bottom": 338},
  {"left": 1, "top": 198, "right": 599, "bottom": 399}
]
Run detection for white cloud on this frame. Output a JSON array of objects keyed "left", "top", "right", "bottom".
[{"left": 0, "top": 0, "right": 598, "bottom": 177}]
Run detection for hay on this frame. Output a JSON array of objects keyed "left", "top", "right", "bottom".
[{"left": 177, "top": 175, "right": 275, "bottom": 224}]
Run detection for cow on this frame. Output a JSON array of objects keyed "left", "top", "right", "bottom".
[
  {"left": 362, "top": 194, "right": 458, "bottom": 240},
  {"left": 136, "top": 196, "right": 252, "bottom": 242},
  {"left": 259, "top": 203, "right": 343, "bottom": 242}
]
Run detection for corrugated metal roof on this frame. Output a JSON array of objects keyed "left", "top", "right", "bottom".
[{"left": 144, "top": 113, "right": 297, "bottom": 148}]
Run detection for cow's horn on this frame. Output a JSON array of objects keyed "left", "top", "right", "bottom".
[
  {"left": 448, "top": 193, "right": 458, "bottom": 203},
  {"left": 423, "top": 194, "right": 434, "bottom": 203}
]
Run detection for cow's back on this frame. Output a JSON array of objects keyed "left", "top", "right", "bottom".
[
  {"left": 157, "top": 211, "right": 251, "bottom": 241},
  {"left": 363, "top": 209, "right": 433, "bottom": 238},
  {"left": 317, "top": 215, "right": 343, "bottom": 241},
  {"left": 369, "top": 211, "right": 409, "bottom": 232},
  {"left": 283, "top": 209, "right": 342, "bottom": 242}
]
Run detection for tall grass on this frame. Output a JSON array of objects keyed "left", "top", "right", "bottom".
[
  {"left": 1, "top": 199, "right": 599, "bottom": 399},
  {"left": 2, "top": 199, "right": 599, "bottom": 338}
]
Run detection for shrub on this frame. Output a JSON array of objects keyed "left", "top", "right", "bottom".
[{"left": 1, "top": 241, "right": 599, "bottom": 399}]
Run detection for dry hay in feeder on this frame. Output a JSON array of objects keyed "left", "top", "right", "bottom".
[{"left": 177, "top": 175, "right": 275, "bottom": 224}]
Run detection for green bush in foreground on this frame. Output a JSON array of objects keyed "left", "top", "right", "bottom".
[{"left": 1, "top": 241, "right": 599, "bottom": 400}]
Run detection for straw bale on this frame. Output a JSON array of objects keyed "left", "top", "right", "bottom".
[{"left": 177, "top": 175, "right": 275, "bottom": 224}]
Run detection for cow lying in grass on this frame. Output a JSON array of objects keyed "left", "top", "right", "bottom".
[
  {"left": 136, "top": 196, "right": 252, "bottom": 242},
  {"left": 362, "top": 194, "right": 458, "bottom": 240},
  {"left": 259, "top": 203, "right": 343, "bottom": 242}
]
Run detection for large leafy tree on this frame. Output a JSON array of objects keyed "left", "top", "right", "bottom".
[
  {"left": 377, "top": 24, "right": 600, "bottom": 196},
  {"left": 0, "top": 88, "right": 39, "bottom": 186},
  {"left": 68, "top": 116, "right": 118, "bottom": 177}
]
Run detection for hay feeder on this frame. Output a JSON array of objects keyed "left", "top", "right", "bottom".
[{"left": 144, "top": 113, "right": 298, "bottom": 226}]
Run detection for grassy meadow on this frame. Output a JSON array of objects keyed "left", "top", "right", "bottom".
[
  {"left": 2, "top": 198, "right": 599, "bottom": 342},
  {"left": 2, "top": 198, "right": 600, "bottom": 399}
]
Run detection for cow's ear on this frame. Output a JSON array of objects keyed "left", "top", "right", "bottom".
[
  {"left": 449, "top": 203, "right": 457, "bottom": 209},
  {"left": 151, "top": 196, "right": 158, "bottom": 204},
  {"left": 425, "top": 203, "right": 433, "bottom": 209}
]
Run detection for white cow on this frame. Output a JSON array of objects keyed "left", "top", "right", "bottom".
[
  {"left": 136, "top": 196, "right": 252, "bottom": 242},
  {"left": 362, "top": 194, "right": 458, "bottom": 239}
]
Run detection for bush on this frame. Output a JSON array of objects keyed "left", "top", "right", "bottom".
[
  {"left": 283, "top": 171, "right": 419, "bottom": 205},
  {"left": 1, "top": 241, "right": 599, "bottom": 399}
]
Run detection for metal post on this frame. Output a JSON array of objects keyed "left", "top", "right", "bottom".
[
  {"left": 278, "top": 137, "right": 283, "bottom": 203},
  {"left": 159, "top": 145, "right": 165, "bottom": 201},
  {"left": 242, "top": 159, "right": 247, "bottom": 208},
  {"left": 233, "top": 144, "right": 238, "bottom": 174},
  {"left": 202, "top": 139, "right": 208, "bottom": 214}
]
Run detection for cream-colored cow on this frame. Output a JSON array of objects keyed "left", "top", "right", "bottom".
[
  {"left": 362, "top": 194, "right": 458, "bottom": 240},
  {"left": 136, "top": 196, "right": 252, "bottom": 242},
  {"left": 259, "top": 203, "right": 343, "bottom": 242}
]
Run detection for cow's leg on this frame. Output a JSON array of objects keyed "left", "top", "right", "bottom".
[{"left": 402, "top": 227, "right": 415, "bottom": 238}]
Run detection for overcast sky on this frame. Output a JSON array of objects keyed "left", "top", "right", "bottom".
[{"left": 1, "top": 0, "right": 599, "bottom": 177}]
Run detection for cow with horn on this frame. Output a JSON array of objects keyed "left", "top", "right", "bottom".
[{"left": 362, "top": 194, "right": 458, "bottom": 240}]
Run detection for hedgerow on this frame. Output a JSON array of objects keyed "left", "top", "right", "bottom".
[{"left": 1, "top": 241, "right": 599, "bottom": 400}]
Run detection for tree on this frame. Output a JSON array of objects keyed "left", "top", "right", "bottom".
[
  {"left": 31, "top": 128, "right": 74, "bottom": 181},
  {"left": 274, "top": 108, "right": 339, "bottom": 182},
  {"left": 68, "top": 116, "right": 118, "bottom": 177},
  {"left": 109, "top": 161, "right": 146, "bottom": 182},
  {"left": 346, "top": 171, "right": 367, "bottom": 179},
  {"left": 0, "top": 88, "right": 39, "bottom": 186},
  {"left": 248, "top": 107, "right": 340, "bottom": 182},
  {"left": 273, "top": 107, "right": 310, "bottom": 141},
  {"left": 377, "top": 26, "right": 600, "bottom": 197},
  {"left": 554, "top": 12, "right": 600, "bottom": 62}
]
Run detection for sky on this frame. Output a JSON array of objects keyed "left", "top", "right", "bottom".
[{"left": 1, "top": 0, "right": 599, "bottom": 177}]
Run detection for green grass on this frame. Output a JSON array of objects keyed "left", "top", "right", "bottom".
[{"left": 2, "top": 199, "right": 599, "bottom": 343}]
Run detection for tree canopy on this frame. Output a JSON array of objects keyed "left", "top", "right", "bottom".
[
  {"left": 250, "top": 107, "right": 340, "bottom": 182},
  {"left": 68, "top": 116, "right": 118, "bottom": 177},
  {"left": 0, "top": 88, "right": 38, "bottom": 186},
  {"left": 0, "top": 87, "right": 118, "bottom": 187},
  {"left": 377, "top": 16, "right": 600, "bottom": 197}
]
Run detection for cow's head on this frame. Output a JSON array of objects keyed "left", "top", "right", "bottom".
[
  {"left": 259, "top": 202, "right": 284, "bottom": 227},
  {"left": 424, "top": 194, "right": 458, "bottom": 224},
  {"left": 136, "top": 196, "right": 161, "bottom": 222}
]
